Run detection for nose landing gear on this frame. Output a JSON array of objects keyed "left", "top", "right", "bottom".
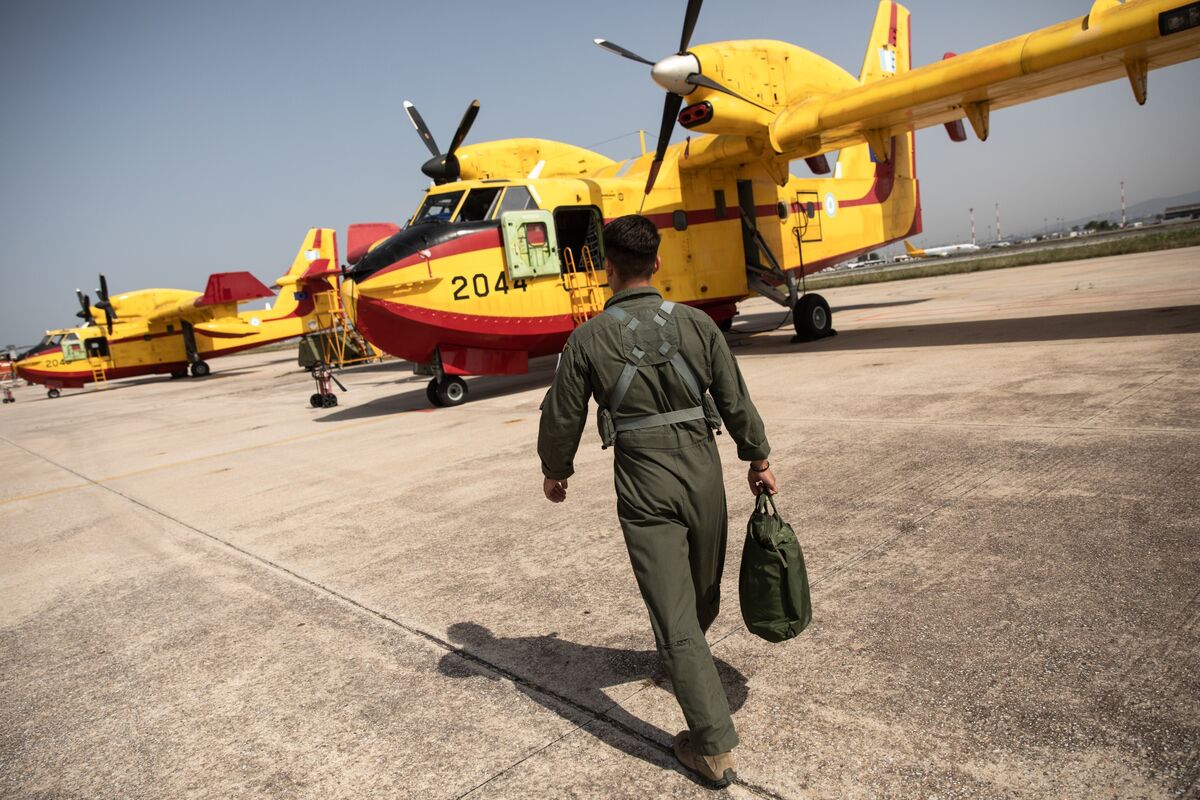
[{"left": 309, "top": 363, "right": 346, "bottom": 408}]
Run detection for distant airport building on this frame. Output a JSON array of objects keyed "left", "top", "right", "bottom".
[{"left": 1164, "top": 203, "right": 1200, "bottom": 221}]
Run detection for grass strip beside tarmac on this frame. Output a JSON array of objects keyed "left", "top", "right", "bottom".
[{"left": 805, "top": 222, "right": 1200, "bottom": 290}]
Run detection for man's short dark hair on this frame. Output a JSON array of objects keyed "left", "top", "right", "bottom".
[{"left": 603, "top": 215, "right": 660, "bottom": 281}]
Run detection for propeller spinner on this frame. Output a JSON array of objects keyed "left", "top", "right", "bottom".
[
  {"left": 404, "top": 99, "right": 481, "bottom": 185},
  {"left": 595, "top": 0, "right": 766, "bottom": 194}
]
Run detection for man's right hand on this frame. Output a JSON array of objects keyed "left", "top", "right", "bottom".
[
  {"left": 748, "top": 462, "right": 778, "bottom": 496},
  {"left": 544, "top": 477, "right": 569, "bottom": 503}
]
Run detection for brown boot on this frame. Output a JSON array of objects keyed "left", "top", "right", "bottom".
[{"left": 673, "top": 730, "right": 737, "bottom": 788}]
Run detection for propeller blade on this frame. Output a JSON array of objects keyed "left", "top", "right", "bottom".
[
  {"left": 404, "top": 101, "right": 441, "bottom": 158},
  {"left": 645, "top": 92, "right": 684, "bottom": 195},
  {"left": 103, "top": 308, "right": 113, "bottom": 335},
  {"left": 446, "top": 99, "right": 481, "bottom": 157},
  {"left": 686, "top": 73, "right": 772, "bottom": 111},
  {"left": 679, "top": 0, "right": 703, "bottom": 54},
  {"left": 75, "top": 289, "right": 94, "bottom": 320},
  {"left": 593, "top": 39, "right": 655, "bottom": 66},
  {"left": 94, "top": 274, "right": 117, "bottom": 319}
]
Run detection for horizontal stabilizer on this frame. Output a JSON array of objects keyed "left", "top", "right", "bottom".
[{"left": 196, "top": 272, "right": 275, "bottom": 307}]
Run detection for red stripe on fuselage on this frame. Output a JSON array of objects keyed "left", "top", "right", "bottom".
[{"left": 367, "top": 228, "right": 504, "bottom": 283}]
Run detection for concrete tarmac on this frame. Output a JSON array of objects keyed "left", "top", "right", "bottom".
[{"left": 2, "top": 248, "right": 1198, "bottom": 799}]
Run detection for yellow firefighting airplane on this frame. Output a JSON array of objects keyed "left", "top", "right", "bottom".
[
  {"left": 16, "top": 229, "right": 341, "bottom": 397},
  {"left": 341, "top": 0, "right": 1200, "bottom": 407}
]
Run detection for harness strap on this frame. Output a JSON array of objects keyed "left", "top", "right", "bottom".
[
  {"left": 602, "top": 299, "right": 706, "bottom": 436},
  {"left": 614, "top": 406, "right": 705, "bottom": 432},
  {"left": 609, "top": 362, "right": 639, "bottom": 415},
  {"left": 668, "top": 352, "right": 702, "bottom": 400}
]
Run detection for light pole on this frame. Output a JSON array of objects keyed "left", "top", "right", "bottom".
[
  {"left": 995, "top": 202, "right": 1002, "bottom": 243},
  {"left": 969, "top": 207, "right": 976, "bottom": 246},
  {"left": 1121, "top": 180, "right": 1127, "bottom": 228}
]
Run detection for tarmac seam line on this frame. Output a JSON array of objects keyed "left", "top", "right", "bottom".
[{"left": 0, "top": 433, "right": 790, "bottom": 800}]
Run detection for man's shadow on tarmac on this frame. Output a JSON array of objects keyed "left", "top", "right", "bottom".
[{"left": 437, "top": 622, "right": 747, "bottom": 781}]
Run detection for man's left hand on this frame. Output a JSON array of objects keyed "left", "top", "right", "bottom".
[{"left": 543, "top": 478, "right": 569, "bottom": 503}]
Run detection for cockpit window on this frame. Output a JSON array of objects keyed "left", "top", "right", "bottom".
[
  {"left": 456, "top": 188, "right": 503, "bottom": 222},
  {"left": 411, "top": 191, "right": 464, "bottom": 225},
  {"left": 496, "top": 186, "right": 538, "bottom": 215}
]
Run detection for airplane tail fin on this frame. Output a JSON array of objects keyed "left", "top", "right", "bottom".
[
  {"left": 837, "top": 1, "right": 914, "bottom": 181},
  {"left": 903, "top": 240, "right": 922, "bottom": 256},
  {"left": 268, "top": 228, "right": 340, "bottom": 319}
]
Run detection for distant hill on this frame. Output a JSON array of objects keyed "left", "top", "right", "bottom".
[{"left": 1064, "top": 189, "right": 1200, "bottom": 230}]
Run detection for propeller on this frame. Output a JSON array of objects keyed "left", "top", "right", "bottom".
[
  {"left": 404, "top": 99, "right": 481, "bottom": 184},
  {"left": 596, "top": 0, "right": 769, "bottom": 195},
  {"left": 75, "top": 290, "right": 95, "bottom": 325},
  {"left": 93, "top": 273, "right": 117, "bottom": 334}
]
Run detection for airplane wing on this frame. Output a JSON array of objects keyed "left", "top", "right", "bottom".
[{"left": 769, "top": 0, "right": 1200, "bottom": 159}]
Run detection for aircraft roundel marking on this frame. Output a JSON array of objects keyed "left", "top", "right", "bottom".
[
  {"left": 250, "top": 317, "right": 261, "bottom": 326},
  {"left": 824, "top": 193, "right": 838, "bottom": 218}
]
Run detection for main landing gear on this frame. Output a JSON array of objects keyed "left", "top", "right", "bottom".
[
  {"left": 189, "top": 361, "right": 211, "bottom": 378},
  {"left": 792, "top": 293, "right": 833, "bottom": 340},
  {"left": 47, "top": 388, "right": 61, "bottom": 399},
  {"left": 426, "top": 375, "right": 467, "bottom": 407}
]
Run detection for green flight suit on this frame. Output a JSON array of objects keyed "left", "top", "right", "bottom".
[{"left": 538, "top": 286, "right": 770, "bottom": 755}]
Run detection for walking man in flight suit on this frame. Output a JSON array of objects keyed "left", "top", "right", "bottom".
[{"left": 538, "top": 215, "right": 778, "bottom": 788}]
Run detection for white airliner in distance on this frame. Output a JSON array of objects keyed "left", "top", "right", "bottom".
[{"left": 904, "top": 240, "right": 982, "bottom": 258}]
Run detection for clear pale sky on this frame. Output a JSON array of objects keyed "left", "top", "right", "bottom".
[{"left": 2, "top": 0, "right": 1198, "bottom": 346}]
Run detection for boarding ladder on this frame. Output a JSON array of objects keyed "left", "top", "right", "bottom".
[
  {"left": 563, "top": 245, "right": 605, "bottom": 326},
  {"left": 88, "top": 357, "right": 109, "bottom": 388},
  {"left": 307, "top": 282, "right": 381, "bottom": 368}
]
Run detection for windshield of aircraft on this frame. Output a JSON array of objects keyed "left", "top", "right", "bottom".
[
  {"left": 411, "top": 191, "right": 464, "bottom": 225},
  {"left": 455, "top": 187, "right": 503, "bottom": 222}
]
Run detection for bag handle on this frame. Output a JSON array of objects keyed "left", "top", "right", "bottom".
[
  {"left": 753, "top": 492, "right": 787, "bottom": 568},
  {"left": 754, "top": 491, "right": 780, "bottom": 517}
]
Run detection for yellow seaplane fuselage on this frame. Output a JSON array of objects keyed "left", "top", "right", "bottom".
[
  {"left": 17, "top": 228, "right": 341, "bottom": 392},
  {"left": 342, "top": 0, "right": 1200, "bottom": 383}
]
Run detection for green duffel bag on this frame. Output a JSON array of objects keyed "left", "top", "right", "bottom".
[{"left": 738, "top": 492, "right": 812, "bottom": 643}]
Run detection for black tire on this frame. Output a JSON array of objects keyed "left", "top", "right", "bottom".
[
  {"left": 328, "top": 394, "right": 338, "bottom": 407},
  {"left": 435, "top": 375, "right": 467, "bottom": 407},
  {"left": 321, "top": 393, "right": 337, "bottom": 408},
  {"left": 170, "top": 368, "right": 189, "bottom": 379},
  {"left": 190, "top": 361, "right": 211, "bottom": 378},
  {"left": 793, "top": 293, "right": 833, "bottom": 339},
  {"left": 310, "top": 393, "right": 323, "bottom": 408},
  {"left": 47, "top": 388, "right": 61, "bottom": 399},
  {"left": 426, "top": 379, "right": 444, "bottom": 407},
  {"left": 718, "top": 316, "right": 734, "bottom": 332}
]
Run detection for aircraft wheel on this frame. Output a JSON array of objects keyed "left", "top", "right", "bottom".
[
  {"left": 322, "top": 393, "right": 338, "bottom": 408},
  {"left": 170, "top": 368, "right": 189, "bottom": 379},
  {"left": 426, "top": 379, "right": 445, "bottom": 408},
  {"left": 718, "top": 316, "right": 734, "bottom": 332},
  {"left": 47, "top": 388, "right": 61, "bottom": 399},
  {"left": 190, "top": 361, "right": 211, "bottom": 378},
  {"left": 793, "top": 293, "right": 833, "bottom": 340},
  {"left": 435, "top": 376, "right": 467, "bottom": 407},
  {"left": 310, "top": 393, "right": 323, "bottom": 408}
]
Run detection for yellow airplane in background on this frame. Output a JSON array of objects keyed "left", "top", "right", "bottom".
[
  {"left": 340, "top": 0, "right": 1200, "bottom": 407},
  {"left": 16, "top": 229, "right": 342, "bottom": 397}
]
